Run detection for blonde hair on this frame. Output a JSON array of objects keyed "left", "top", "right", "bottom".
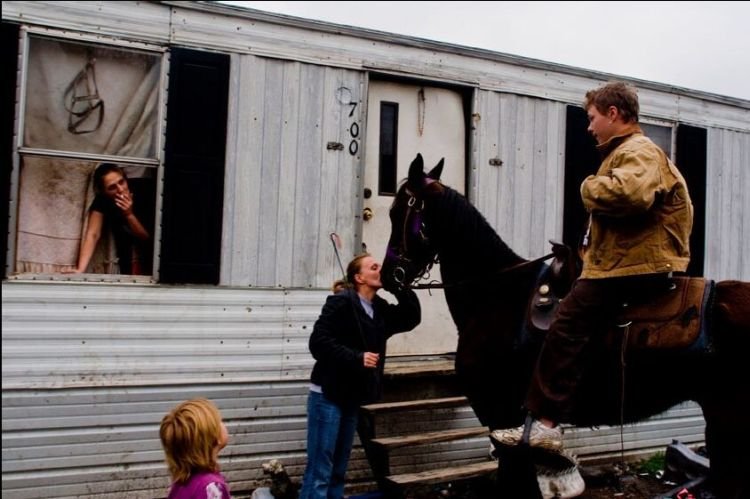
[
  {"left": 331, "top": 253, "right": 371, "bottom": 293},
  {"left": 159, "top": 398, "right": 224, "bottom": 483},
  {"left": 332, "top": 279, "right": 348, "bottom": 293}
]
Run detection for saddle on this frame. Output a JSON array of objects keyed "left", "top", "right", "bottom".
[
  {"left": 527, "top": 247, "right": 714, "bottom": 353},
  {"left": 612, "top": 276, "right": 714, "bottom": 353},
  {"left": 527, "top": 241, "right": 577, "bottom": 334}
]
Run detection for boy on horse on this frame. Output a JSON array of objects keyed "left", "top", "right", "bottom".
[{"left": 492, "top": 81, "right": 694, "bottom": 450}]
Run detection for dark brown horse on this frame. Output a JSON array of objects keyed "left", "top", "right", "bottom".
[{"left": 381, "top": 154, "right": 750, "bottom": 498}]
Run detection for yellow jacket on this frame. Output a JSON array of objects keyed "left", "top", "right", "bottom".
[{"left": 580, "top": 127, "right": 693, "bottom": 278}]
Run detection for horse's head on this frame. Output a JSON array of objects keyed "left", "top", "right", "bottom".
[{"left": 381, "top": 153, "right": 445, "bottom": 292}]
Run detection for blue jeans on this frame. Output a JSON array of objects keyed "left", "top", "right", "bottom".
[{"left": 299, "top": 391, "right": 359, "bottom": 499}]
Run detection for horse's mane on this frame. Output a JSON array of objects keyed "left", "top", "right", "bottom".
[{"left": 430, "top": 183, "right": 525, "bottom": 271}]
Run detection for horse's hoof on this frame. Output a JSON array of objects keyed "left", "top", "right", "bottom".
[{"left": 536, "top": 450, "right": 585, "bottom": 499}]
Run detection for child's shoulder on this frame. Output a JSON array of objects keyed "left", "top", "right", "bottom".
[
  {"left": 203, "top": 477, "right": 230, "bottom": 499},
  {"left": 168, "top": 471, "right": 230, "bottom": 499}
]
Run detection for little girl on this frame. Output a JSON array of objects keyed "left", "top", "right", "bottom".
[{"left": 159, "top": 398, "right": 231, "bottom": 499}]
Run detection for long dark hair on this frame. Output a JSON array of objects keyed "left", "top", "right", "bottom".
[{"left": 92, "top": 163, "right": 127, "bottom": 195}]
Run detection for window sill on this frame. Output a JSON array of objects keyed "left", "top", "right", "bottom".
[{"left": 7, "top": 273, "right": 155, "bottom": 284}]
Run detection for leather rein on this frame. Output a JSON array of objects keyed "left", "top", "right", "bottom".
[
  {"left": 393, "top": 186, "right": 555, "bottom": 291},
  {"left": 408, "top": 251, "right": 556, "bottom": 290}
]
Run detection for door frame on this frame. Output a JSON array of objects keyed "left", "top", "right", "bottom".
[{"left": 359, "top": 72, "right": 475, "bottom": 355}]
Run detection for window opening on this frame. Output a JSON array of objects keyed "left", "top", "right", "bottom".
[
  {"left": 378, "top": 101, "right": 398, "bottom": 195},
  {"left": 11, "top": 34, "right": 163, "bottom": 280}
]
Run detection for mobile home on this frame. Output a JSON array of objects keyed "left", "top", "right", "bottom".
[{"left": 2, "top": 1, "right": 748, "bottom": 497}]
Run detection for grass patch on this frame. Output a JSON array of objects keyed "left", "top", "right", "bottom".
[{"left": 636, "top": 451, "right": 665, "bottom": 475}]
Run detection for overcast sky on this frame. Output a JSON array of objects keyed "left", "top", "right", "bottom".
[{"left": 219, "top": 1, "right": 750, "bottom": 101}]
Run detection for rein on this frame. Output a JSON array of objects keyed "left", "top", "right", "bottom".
[{"left": 409, "top": 251, "right": 555, "bottom": 290}]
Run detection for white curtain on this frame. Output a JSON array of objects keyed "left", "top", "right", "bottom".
[{"left": 15, "top": 37, "right": 160, "bottom": 274}]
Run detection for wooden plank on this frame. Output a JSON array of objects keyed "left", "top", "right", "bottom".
[
  {"left": 383, "top": 358, "right": 455, "bottom": 378},
  {"left": 371, "top": 427, "right": 488, "bottom": 449},
  {"left": 360, "top": 396, "right": 468, "bottom": 415},
  {"left": 385, "top": 460, "right": 496, "bottom": 487}
]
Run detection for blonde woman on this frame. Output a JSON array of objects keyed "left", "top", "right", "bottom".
[
  {"left": 160, "top": 398, "right": 230, "bottom": 499},
  {"left": 300, "top": 253, "right": 420, "bottom": 499}
]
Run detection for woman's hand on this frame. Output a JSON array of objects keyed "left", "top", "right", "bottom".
[
  {"left": 363, "top": 352, "right": 380, "bottom": 369},
  {"left": 114, "top": 190, "right": 134, "bottom": 216}
]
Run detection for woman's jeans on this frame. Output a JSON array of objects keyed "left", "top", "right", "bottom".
[{"left": 299, "top": 391, "right": 359, "bottom": 499}]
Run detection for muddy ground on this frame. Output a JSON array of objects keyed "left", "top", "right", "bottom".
[{"left": 397, "top": 463, "right": 714, "bottom": 499}]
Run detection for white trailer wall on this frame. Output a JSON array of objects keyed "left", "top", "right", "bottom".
[{"left": 2, "top": 1, "right": 749, "bottom": 497}]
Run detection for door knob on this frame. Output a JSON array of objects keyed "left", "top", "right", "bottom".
[{"left": 362, "top": 207, "right": 373, "bottom": 221}]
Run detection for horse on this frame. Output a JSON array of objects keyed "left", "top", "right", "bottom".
[{"left": 380, "top": 153, "right": 750, "bottom": 498}]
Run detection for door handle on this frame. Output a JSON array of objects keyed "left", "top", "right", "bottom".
[{"left": 362, "top": 207, "right": 373, "bottom": 221}]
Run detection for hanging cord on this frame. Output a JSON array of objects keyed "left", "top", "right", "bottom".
[
  {"left": 417, "top": 87, "right": 425, "bottom": 136},
  {"left": 617, "top": 318, "right": 632, "bottom": 470},
  {"left": 330, "top": 233, "right": 347, "bottom": 280}
]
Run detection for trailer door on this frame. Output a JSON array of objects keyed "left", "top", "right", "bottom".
[{"left": 363, "top": 80, "right": 465, "bottom": 355}]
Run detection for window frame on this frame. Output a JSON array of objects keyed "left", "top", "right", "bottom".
[{"left": 6, "top": 27, "right": 168, "bottom": 283}]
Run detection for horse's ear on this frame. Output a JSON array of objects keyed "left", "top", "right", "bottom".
[
  {"left": 408, "top": 153, "right": 425, "bottom": 186},
  {"left": 427, "top": 158, "right": 444, "bottom": 181}
]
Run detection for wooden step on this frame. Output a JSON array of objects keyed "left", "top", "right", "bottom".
[
  {"left": 360, "top": 396, "right": 468, "bottom": 415},
  {"left": 383, "top": 355, "right": 455, "bottom": 379},
  {"left": 385, "top": 460, "right": 497, "bottom": 488},
  {"left": 371, "top": 427, "right": 489, "bottom": 450}
]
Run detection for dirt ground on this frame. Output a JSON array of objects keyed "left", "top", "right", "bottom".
[{"left": 397, "top": 463, "right": 712, "bottom": 499}]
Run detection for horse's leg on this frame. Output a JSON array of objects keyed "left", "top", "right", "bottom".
[
  {"left": 492, "top": 443, "right": 543, "bottom": 499},
  {"left": 455, "top": 311, "right": 530, "bottom": 430},
  {"left": 704, "top": 280, "right": 750, "bottom": 498},
  {"left": 703, "top": 398, "right": 749, "bottom": 499}
]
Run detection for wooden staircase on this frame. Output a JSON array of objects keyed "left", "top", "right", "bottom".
[{"left": 357, "top": 356, "right": 496, "bottom": 498}]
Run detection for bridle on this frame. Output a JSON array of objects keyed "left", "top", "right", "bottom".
[
  {"left": 388, "top": 187, "right": 555, "bottom": 291},
  {"left": 389, "top": 188, "right": 439, "bottom": 288}
]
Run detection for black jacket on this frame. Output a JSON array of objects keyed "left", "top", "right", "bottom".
[{"left": 309, "top": 288, "right": 421, "bottom": 407}]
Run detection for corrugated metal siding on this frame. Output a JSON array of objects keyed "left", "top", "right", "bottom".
[
  {"left": 1, "top": 282, "right": 322, "bottom": 498},
  {"left": 2, "top": 282, "right": 325, "bottom": 388},
  {"left": 472, "top": 91, "right": 566, "bottom": 258},
  {"left": 705, "top": 128, "right": 750, "bottom": 281},
  {"left": 2, "top": 380, "right": 312, "bottom": 498},
  {"left": 221, "top": 55, "right": 364, "bottom": 288},
  {"left": 565, "top": 403, "right": 706, "bottom": 460}
]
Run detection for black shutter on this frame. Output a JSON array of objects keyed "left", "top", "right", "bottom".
[
  {"left": 676, "top": 125, "right": 707, "bottom": 277},
  {"left": 160, "top": 48, "right": 229, "bottom": 284},
  {"left": 562, "top": 106, "right": 599, "bottom": 251},
  {"left": 1, "top": 23, "right": 19, "bottom": 279}
]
